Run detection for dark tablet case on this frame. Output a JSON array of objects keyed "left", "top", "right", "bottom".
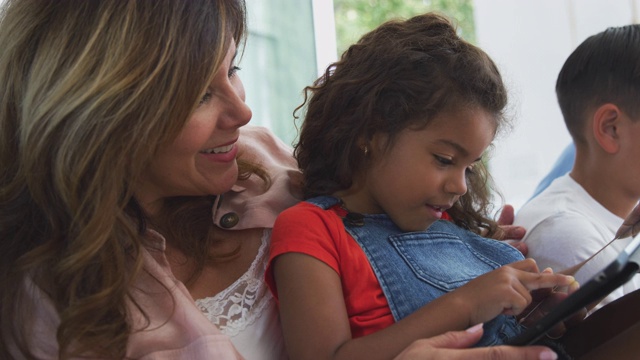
[{"left": 506, "top": 235, "right": 640, "bottom": 346}]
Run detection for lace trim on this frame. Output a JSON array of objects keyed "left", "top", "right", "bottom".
[{"left": 196, "top": 229, "right": 274, "bottom": 337}]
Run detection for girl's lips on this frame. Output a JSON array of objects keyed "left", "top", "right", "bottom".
[{"left": 426, "top": 204, "right": 444, "bottom": 219}]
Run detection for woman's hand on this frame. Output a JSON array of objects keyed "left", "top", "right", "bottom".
[
  {"left": 489, "top": 204, "right": 528, "bottom": 255},
  {"left": 395, "top": 323, "right": 558, "bottom": 360}
]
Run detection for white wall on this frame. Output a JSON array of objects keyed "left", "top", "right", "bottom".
[
  {"left": 312, "top": 0, "right": 338, "bottom": 77},
  {"left": 473, "top": 0, "right": 640, "bottom": 211}
]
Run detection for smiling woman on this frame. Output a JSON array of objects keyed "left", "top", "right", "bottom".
[
  {"left": 0, "top": 0, "right": 255, "bottom": 358},
  {"left": 135, "top": 42, "right": 252, "bottom": 214}
]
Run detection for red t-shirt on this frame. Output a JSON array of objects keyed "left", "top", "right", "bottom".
[{"left": 266, "top": 202, "right": 395, "bottom": 338}]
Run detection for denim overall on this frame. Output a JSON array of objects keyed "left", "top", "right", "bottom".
[{"left": 307, "top": 196, "right": 525, "bottom": 346}]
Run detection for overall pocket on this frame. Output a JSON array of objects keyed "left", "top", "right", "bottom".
[{"left": 388, "top": 231, "right": 504, "bottom": 291}]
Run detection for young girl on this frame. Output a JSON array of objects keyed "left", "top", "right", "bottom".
[
  {"left": 266, "top": 13, "right": 577, "bottom": 360},
  {"left": 268, "top": 12, "right": 640, "bottom": 360}
]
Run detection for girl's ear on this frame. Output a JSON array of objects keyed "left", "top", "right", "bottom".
[
  {"left": 356, "top": 136, "right": 369, "bottom": 156},
  {"left": 369, "top": 132, "right": 391, "bottom": 153},
  {"left": 592, "top": 103, "right": 621, "bottom": 154}
]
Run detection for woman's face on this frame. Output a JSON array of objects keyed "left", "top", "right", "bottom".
[{"left": 136, "top": 41, "right": 251, "bottom": 214}]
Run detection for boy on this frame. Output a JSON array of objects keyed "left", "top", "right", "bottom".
[{"left": 515, "top": 24, "right": 640, "bottom": 311}]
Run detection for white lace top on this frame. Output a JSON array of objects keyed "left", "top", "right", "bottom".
[
  {"left": 196, "top": 229, "right": 287, "bottom": 360},
  {"left": 197, "top": 126, "right": 300, "bottom": 359}
]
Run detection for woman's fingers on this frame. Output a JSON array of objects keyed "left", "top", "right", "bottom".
[{"left": 395, "top": 325, "right": 558, "bottom": 360}]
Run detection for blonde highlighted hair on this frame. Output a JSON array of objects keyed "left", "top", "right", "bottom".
[{"left": 0, "top": 0, "right": 247, "bottom": 358}]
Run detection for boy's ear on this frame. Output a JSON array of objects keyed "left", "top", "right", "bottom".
[{"left": 592, "top": 103, "right": 621, "bottom": 154}]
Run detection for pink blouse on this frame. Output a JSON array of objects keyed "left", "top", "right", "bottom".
[
  {"left": 13, "top": 126, "right": 301, "bottom": 359},
  {"left": 16, "top": 230, "right": 243, "bottom": 360}
]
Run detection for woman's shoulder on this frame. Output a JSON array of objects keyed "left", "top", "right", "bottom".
[{"left": 238, "top": 125, "right": 295, "bottom": 166}]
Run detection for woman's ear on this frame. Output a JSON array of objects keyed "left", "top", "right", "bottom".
[{"left": 592, "top": 103, "right": 621, "bottom": 154}]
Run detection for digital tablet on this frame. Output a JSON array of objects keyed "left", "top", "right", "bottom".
[{"left": 506, "top": 234, "right": 640, "bottom": 346}]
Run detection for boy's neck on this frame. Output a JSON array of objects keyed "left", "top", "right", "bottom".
[{"left": 570, "top": 153, "right": 637, "bottom": 219}]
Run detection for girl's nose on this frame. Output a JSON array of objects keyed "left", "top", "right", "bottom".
[{"left": 444, "top": 171, "right": 468, "bottom": 196}]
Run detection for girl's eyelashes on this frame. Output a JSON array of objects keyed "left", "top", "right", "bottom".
[
  {"left": 228, "top": 65, "right": 241, "bottom": 78},
  {"left": 434, "top": 154, "right": 477, "bottom": 175},
  {"left": 434, "top": 154, "right": 453, "bottom": 166}
]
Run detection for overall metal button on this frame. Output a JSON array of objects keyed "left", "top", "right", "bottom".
[{"left": 220, "top": 212, "right": 239, "bottom": 228}]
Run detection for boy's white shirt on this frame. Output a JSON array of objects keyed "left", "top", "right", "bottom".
[{"left": 515, "top": 174, "right": 640, "bottom": 312}]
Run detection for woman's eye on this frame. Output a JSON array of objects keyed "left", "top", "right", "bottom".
[
  {"left": 228, "top": 65, "right": 241, "bottom": 78},
  {"left": 199, "top": 90, "right": 212, "bottom": 106}
]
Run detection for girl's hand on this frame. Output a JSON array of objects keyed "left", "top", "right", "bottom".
[
  {"left": 448, "top": 259, "right": 575, "bottom": 325},
  {"left": 518, "top": 273, "right": 585, "bottom": 338}
]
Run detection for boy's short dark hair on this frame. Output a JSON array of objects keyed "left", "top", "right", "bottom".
[{"left": 556, "top": 24, "right": 640, "bottom": 144}]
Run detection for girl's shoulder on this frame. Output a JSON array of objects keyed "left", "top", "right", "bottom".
[{"left": 275, "top": 197, "right": 344, "bottom": 229}]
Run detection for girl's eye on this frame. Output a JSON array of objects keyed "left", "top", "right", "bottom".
[
  {"left": 434, "top": 155, "right": 453, "bottom": 166},
  {"left": 199, "top": 90, "right": 212, "bottom": 106},
  {"left": 228, "top": 65, "right": 241, "bottom": 78}
]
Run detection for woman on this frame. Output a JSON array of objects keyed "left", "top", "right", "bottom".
[
  {"left": 0, "top": 0, "right": 562, "bottom": 359},
  {"left": 1, "top": 1, "right": 253, "bottom": 358}
]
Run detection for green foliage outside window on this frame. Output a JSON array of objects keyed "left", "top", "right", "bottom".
[{"left": 333, "top": 0, "right": 476, "bottom": 56}]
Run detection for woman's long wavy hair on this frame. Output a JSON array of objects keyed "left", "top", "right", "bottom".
[
  {"left": 0, "top": 0, "right": 247, "bottom": 358},
  {"left": 295, "top": 13, "right": 508, "bottom": 237}
]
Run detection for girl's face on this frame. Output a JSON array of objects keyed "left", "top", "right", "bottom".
[
  {"left": 136, "top": 41, "right": 252, "bottom": 214},
  {"left": 343, "top": 108, "right": 496, "bottom": 232}
]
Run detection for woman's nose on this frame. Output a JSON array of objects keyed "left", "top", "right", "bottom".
[
  {"left": 230, "top": 97, "right": 252, "bottom": 127},
  {"left": 220, "top": 79, "right": 252, "bottom": 128}
]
